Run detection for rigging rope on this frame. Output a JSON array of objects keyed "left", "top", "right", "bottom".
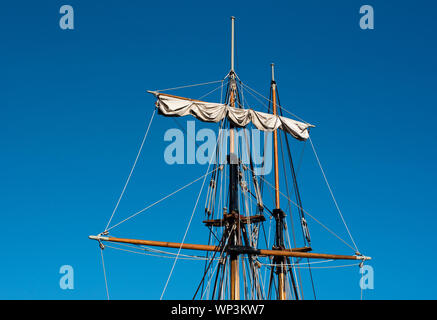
[
  {"left": 104, "top": 240, "right": 217, "bottom": 260},
  {"left": 239, "top": 81, "right": 310, "bottom": 124},
  {"left": 159, "top": 168, "right": 211, "bottom": 299},
  {"left": 106, "top": 166, "right": 220, "bottom": 232},
  {"left": 308, "top": 136, "right": 360, "bottom": 253},
  {"left": 197, "top": 81, "right": 226, "bottom": 101},
  {"left": 104, "top": 108, "right": 156, "bottom": 231},
  {"left": 193, "top": 225, "right": 234, "bottom": 300},
  {"left": 276, "top": 85, "right": 314, "bottom": 300},
  {"left": 105, "top": 244, "right": 217, "bottom": 261},
  {"left": 100, "top": 249, "right": 110, "bottom": 300},
  {"left": 154, "top": 79, "right": 224, "bottom": 93},
  {"left": 262, "top": 261, "right": 361, "bottom": 269},
  {"left": 160, "top": 120, "right": 226, "bottom": 300},
  {"left": 246, "top": 166, "right": 357, "bottom": 252},
  {"left": 200, "top": 256, "right": 222, "bottom": 299}
]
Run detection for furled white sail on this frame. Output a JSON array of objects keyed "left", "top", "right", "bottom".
[{"left": 149, "top": 91, "right": 314, "bottom": 141}]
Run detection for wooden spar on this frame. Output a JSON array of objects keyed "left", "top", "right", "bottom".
[
  {"left": 257, "top": 248, "right": 367, "bottom": 260},
  {"left": 90, "top": 236, "right": 219, "bottom": 251},
  {"left": 88, "top": 235, "right": 371, "bottom": 261},
  {"left": 146, "top": 91, "right": 207, "bottom": 103}
]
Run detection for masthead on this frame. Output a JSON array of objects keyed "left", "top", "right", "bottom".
[{"left": 231, "top": 16, "right": 235, "bottom": 73}]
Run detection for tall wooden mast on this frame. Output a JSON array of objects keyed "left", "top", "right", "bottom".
[
  {"left": 228, "top": 16, "right": 240, "bottom": 300},
  {"left": 271, "top": 64, "right": 281, "bottom": 210},
  {"left": 270, "top": 63, "right": 287, "bottom": 300}
]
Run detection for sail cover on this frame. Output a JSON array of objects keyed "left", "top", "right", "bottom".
[{"left": 149, "top": 91, "right": 314, "bottom": 141}]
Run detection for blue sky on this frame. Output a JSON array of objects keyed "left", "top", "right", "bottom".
[{"left": 1, "top": 0, "right": 436, "bottom": 299}]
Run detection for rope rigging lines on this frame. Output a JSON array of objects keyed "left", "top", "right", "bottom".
[
  {"left": 308, "top": 136, "right": 360, "bottom": 254},
  {"left": 231, "top": 80, "right": 361, "bottom": 256},
  {"left": 94, "top": 74, "right": 364, "bottom": 300},
  {"left": 104, "top": 108, "right": 156, "bottom": 231},
  {"left": 160, "top": 117, "right": 226, "bottom": 300},
  {"left": 105, "top": 166, "right": 221, "bottom": 232},
  {"left": 153, "top": 79, "right": 225, "bottom": 93}
]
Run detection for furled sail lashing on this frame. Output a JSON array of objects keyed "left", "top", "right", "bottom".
[{"left": 149, "top": 91, "right": 314, "bottom": 141}]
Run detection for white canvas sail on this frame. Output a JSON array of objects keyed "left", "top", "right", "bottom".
[{"left": 149, "top": 91, "right": 314, "bottom": 141}]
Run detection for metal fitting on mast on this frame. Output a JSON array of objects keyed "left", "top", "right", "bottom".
[
  {"left": 271, "top": 63, "right": 276, "bottom": 84},
  {"left": 231, "top": 16, "right": 235, "bottom": 73}
]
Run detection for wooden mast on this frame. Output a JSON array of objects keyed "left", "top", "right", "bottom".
[
  {"left": 228, "top": 16, "right": 240, "bottom": 301},
  {"left": 270, "top": 63, "right": 287, "bottom": 300},
  {"left": 272, "top": 64, "right": 281, "bottom": 210}
]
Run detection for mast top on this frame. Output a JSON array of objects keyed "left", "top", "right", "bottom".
[
  {"left": 271, "top": 63, "right": 275, "bottom": 83},
  {"left": 230, "top": 16, "right": 235, "bottom": 74}
]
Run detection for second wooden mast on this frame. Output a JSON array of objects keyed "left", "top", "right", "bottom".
[{"left": 270, "top": 63, "right": 289, "bottom": 300}]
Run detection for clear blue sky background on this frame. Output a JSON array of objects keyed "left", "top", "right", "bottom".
[{"left": 1, "top": 0, "right": 436, "bottom": 299}]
